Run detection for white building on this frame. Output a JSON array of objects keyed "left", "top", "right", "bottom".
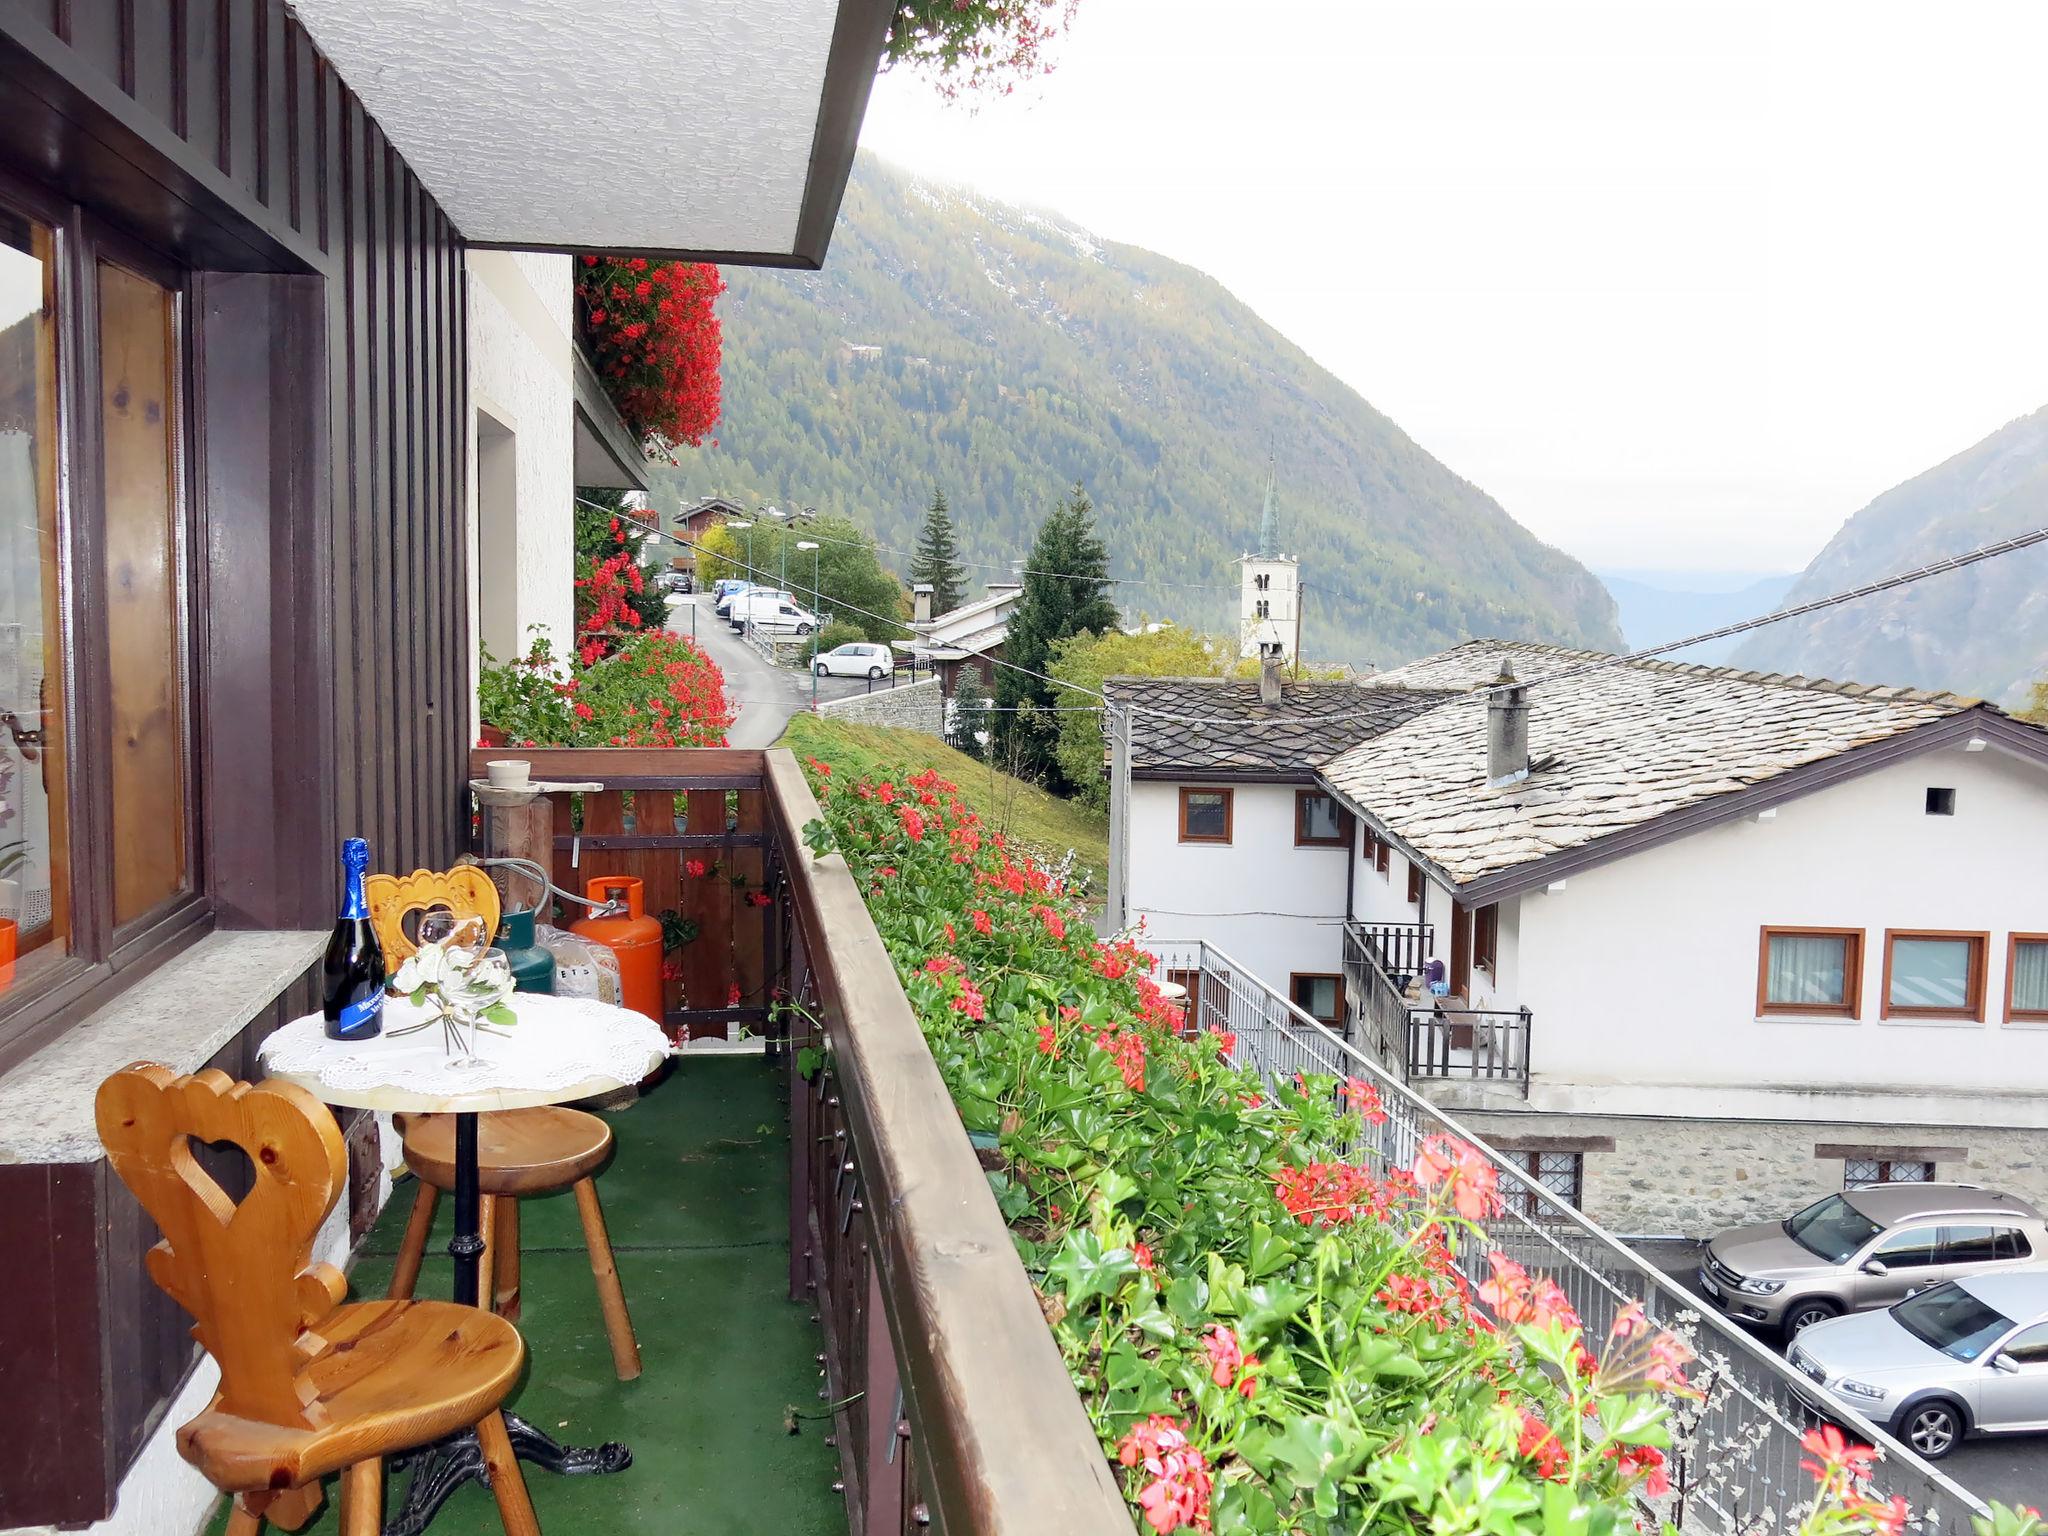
[
  {"left": 1112, "top": 639, "right": 2048, "bottom": 1235},
  {"left": 467, "top": 250, "right": 650, "bottom": 677},
  {"left": 1238, "top": 475, "right": 1300, "bottom": 662}
]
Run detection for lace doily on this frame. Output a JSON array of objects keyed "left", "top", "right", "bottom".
[{"left": 259, "top": 993, "right": 671, "bottom": 1103}]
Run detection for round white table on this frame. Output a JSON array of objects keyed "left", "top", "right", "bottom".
[{"left": 260, "top": 992, "right": 670, "bottom": 1535}]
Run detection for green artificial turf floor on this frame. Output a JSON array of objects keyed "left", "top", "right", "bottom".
[{"left": 204, "top": 1055, "right": 845, "bottom": 1536}]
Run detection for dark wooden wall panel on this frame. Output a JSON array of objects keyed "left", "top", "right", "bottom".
[{"left": 0, "top": 0, "right": 475, "bottom": 1516}]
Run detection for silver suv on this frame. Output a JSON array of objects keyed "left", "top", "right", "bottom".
[{"left": 1700, "top": 1183, "right": 2048, "bottom": 1341}]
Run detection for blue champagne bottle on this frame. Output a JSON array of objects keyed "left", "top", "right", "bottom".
[{"left": 321, "top": 838, "right": 387, "bottom": 1040}]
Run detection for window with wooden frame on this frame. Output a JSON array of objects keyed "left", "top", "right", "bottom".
[
  {"left": 0, "top": 184, "right": 203, "bottom": 1061},
  {"left": 1756, "top": 926, "right": 1863, "bottom": 1017},
  {"left": 2006, "top": 934, "right": 2048, "bottom": 1023},
  {"left": 1405, "top": 862, "right": 1424, "bottom": 904},
  {"left": 1473, "top": 903, "right": 1499, "bottom": 976},
  {"left": 1361, "top": 827, "right": 1390, "bottom": 875},
  {"left": 1289, "top": 972, "right": 1344, "bottom": 1028},
  {"left": 1177, "top": 787, "right": 1234, "bottom": 844},
  {"left": 1294, "top": 789, "right": 1351, "bottom": 847},
  {"left": 1881, "top": 929, "right": 1988, "bottom": 1021}
]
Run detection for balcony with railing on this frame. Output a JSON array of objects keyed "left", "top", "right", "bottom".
[
  {"left": 1343, "top": 920, "right": 1535, "bottom": 1095},
  {"left": 446, "top": 747, "right": 1127, "bottom": 1536},
  {"left": 1149, "top": 938, "right": 1990, "bottom": 1536}
]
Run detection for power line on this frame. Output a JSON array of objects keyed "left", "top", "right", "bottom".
[
  {"left": 718, "top": 513, "right": 1241, "bottom": 595},
  {"left": 1493, "top": 523, "right": 2048, "bottom": 696}
]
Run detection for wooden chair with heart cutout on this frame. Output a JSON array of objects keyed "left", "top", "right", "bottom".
[
  {"left": 94, "top": 1063, "right": 543, "bottom": 1535},
  {"left": 368, "top": 866, "right": 641, "bottom": 1381}
]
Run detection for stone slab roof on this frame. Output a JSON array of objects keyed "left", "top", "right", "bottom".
[
  {"left": 1104, "top": 676, "right": 1455, "bottom": 777},
  {"left": 1321, "top": 640, "right": 2016, "bottom": 890}
]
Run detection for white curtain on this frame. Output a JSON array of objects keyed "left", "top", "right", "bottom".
[
  {"left": 2013, "top": 941, "right": 2048, "bottom": 1015},
  {"left": 1767, "top": 933, "right": 1847, "bottom": 1006}
]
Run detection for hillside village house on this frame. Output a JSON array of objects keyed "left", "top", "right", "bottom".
[
  {"left": 1112, "top": 640, "right": 2048, "bottom": 1237},
  {"left": 0, "top": 2, "right": 896, "bottom": 1530},
  {"left": 905, "top": 578, "right": 1022, "bottom": 696}
]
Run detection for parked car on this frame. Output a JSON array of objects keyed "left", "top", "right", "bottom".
[
  {"left": 1788, "top": 1273, "right": 2048, "bottom": 1458},
  {"left": 655, "top": 570, "right": 692, "bottom": 594},
  {"left": 1699, "top": 1184, "right": 2048, "bottom": 1341},
  {"left": 729, "top": 590, "right": 815, "bottom": 635},
  {"left": 712, "top": 579, "right": 754, "bottom": 617},
  {"left": 814, "top": 642, "right": 894, "bottom": 680}
]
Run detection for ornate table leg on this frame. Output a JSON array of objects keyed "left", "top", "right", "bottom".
[{"left": 383, "top": 1112, "right": 633, "bottom": 1534}]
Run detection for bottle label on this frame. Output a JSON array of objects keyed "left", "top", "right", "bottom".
[
  {"left": 335, "top": 991, "right": 383, "bottom": 1037},
  {"left": 341, "top": 837, "right": 372, "bottom": 920}
]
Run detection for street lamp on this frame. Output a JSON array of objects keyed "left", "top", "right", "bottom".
[
  {"left": 762, "top": 506, "right": 790, "bottom": 592},
  {"left": 725, "top": 519, "right": 754, "bottom": 587},
  {"left": 797, "top": 539, "right": 822, "bottom": 710}
]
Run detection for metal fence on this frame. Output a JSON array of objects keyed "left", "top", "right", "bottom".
[
  {"left": 1151, "top": 938, "right": 1991, "bottom": 1536},
  {"left": 1408, "top": 1004, "right": 1532, "bottom": 1091}
]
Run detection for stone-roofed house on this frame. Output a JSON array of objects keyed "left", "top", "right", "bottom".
[
  {"left": 1102, "top": 671, "right": 1456, "bottom": 1023},
  {"left": 1121, "top": 638, "right": 2048, "bottom": 1240}
]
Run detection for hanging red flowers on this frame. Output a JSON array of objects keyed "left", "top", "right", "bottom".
[{"left": 576, "top": 256, "right": 725, "bottom": 462}]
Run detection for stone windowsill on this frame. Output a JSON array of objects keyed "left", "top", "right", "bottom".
[{"left": 0, "top": 928, "right": 328, "bottom": 1166}]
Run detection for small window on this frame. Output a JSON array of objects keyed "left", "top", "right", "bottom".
[
  {"left": 1503, "top": 1150, "right": 1583, "bottom": 1215},
  {"left": 1254, "top": 598, "right": 1270, "bottom": 619},
  {"left": 1362, "top": 828, "right": 1390, "bottom": 876},
  {"left": 1845, "top": 1157, "right": 1934, "bottom": 1187},
  {"left": 1473, "top": 904, "right": 1499, "bottom": 976},
  {"left": 1289, "top": 972, "right": 1344, "bottom": 1027},
  {"left": 1757, "top": 927, "right": 1863, "bottom": 1017},
  {"left": 1998, "top": 1228, "right": 2036, "bottom": 1262},
  {"left": 1294, "top": 790, "right": 1350, "bottom": 847},
  {"left": 1405, "top": 863, "right": 1423, "bottom": 904},
  {"left": 1882, "top": 930, "right": 1987, "bottom": 1020},
  {"left": 2007, "top": 935, "right": 2048, "bottom": 1022},
  {"left": 1255, "top": 573, "right": 1270, "bottom": 592},
  {"left": 1178, "top": 787, "right": 1233, "bottom": 844},
  {"left": 1925, "top": 787, "right": 1956, "bottom": 816},
  {"left": 1937, "top": 1225, "right": 1999, "bottom": 1264},
  {"left": 1868, "top": 1226, "right": 1942, "bottom": 1269},
  {"left": 2000, "top": 1322, "right": 2048, "bottom": 1366}
]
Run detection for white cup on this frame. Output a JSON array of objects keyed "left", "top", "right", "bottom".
[{"left": 486, "top": 759, "right": 532, "bottom": 789}]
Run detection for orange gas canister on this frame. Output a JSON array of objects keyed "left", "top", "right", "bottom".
[{"left": 570, "top": 876, "right": 664, "bottom": 1024}]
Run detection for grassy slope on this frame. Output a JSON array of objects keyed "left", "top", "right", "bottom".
[{"left": 777, "top": 714, "right": 1110, "bottom": 903}]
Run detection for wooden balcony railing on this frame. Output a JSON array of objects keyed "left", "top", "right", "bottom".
[{"left": 466, "top": 748, "right": 1129, "bottom": 1536}]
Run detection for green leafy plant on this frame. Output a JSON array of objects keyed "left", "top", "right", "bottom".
[
  {"left": 799, "top": 755, "right": 2026, "bottom": 1536},
  {"left": 478, "top": 631, "right": 732, "bottom": 749}
]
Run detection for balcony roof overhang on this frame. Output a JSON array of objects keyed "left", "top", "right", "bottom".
[{"left": 288, "top": 0, "right": 895, "bottom": 269}]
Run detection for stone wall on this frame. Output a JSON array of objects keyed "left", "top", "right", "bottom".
[
  {"left": 817, "top": 677, "right": 946, "bottom": 737},
  {"left": 1461, "top": 1109, "right": 2048, "bottom": 1237}
]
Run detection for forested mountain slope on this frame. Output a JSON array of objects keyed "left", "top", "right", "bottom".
[
  {"left": 1731, "top": 406, "right": 2048, "bottom": 704},
  {"left": 650, "top": 154, "right": 1619, "bottom": 666}
]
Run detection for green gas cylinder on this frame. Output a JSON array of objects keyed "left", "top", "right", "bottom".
[{"left": 499, "top": 908, "right": 557, "bottom": 994}]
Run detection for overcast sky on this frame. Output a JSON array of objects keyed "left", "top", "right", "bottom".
[{"left": 858, "top": 0, "right": 2048, "bottom": 574}]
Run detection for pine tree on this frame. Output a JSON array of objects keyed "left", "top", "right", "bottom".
[
  {"left": 908, "top": 487, "right": 968, "bottom": 617},
  {"left": 992, "top": 484, "right": 1119, "bottom": 787}
]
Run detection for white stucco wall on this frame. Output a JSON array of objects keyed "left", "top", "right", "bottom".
[
  {"left": 465, "top": 249, "right": 575, "bottom": 709},
  {"left": 1127, "top": 779, "right": 1351, "bottom": 989},
  {"left": 1498, "top": 741, "right": 2048, "bottom": 1126}
]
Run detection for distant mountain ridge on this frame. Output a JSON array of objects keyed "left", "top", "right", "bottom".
[
  {"left": 1598, "top": 570, "right": 1798, "bottom": 664},
  {"left": 651, "top": 153, "right": 1621, "bottom": 666},
  {"left": 1730, "top": 406, "right": 2048, "bottom": 704}
]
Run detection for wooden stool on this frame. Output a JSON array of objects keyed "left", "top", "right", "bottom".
[
  {"left": 389, "top": 1106, "right": 641, "bottom": 1381},
  {"left": 95, "top": 1064, "right": 543, "bottom": 1536}
]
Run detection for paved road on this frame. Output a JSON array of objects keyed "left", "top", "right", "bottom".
[
  {"left": 669, "top": 596, "right": 880, "bottom": 747},
  {"left": 1635, "top": 1239, "right": 2044, "bottom": 1510}
]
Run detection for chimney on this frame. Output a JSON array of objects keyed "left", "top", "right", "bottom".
[
  {"left": 1258, "top": 645, "right": 1284, "bottom": 705},
  {"left": 913, "top": 583, "right": 933, "bottom": 626},
  {"left": 1487, "top": 665, "right": 1530, "bottom": 787}
]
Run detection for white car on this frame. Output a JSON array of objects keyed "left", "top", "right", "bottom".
[
  {"left": 813, "top": 642, "right": 894, "bottom": 680},
  {"left": 730, "top": 590, "right": 815, "bottom": 635},
  {"left": 1788, "top": 1272, "right": 2048, "bottom": 1458}
]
